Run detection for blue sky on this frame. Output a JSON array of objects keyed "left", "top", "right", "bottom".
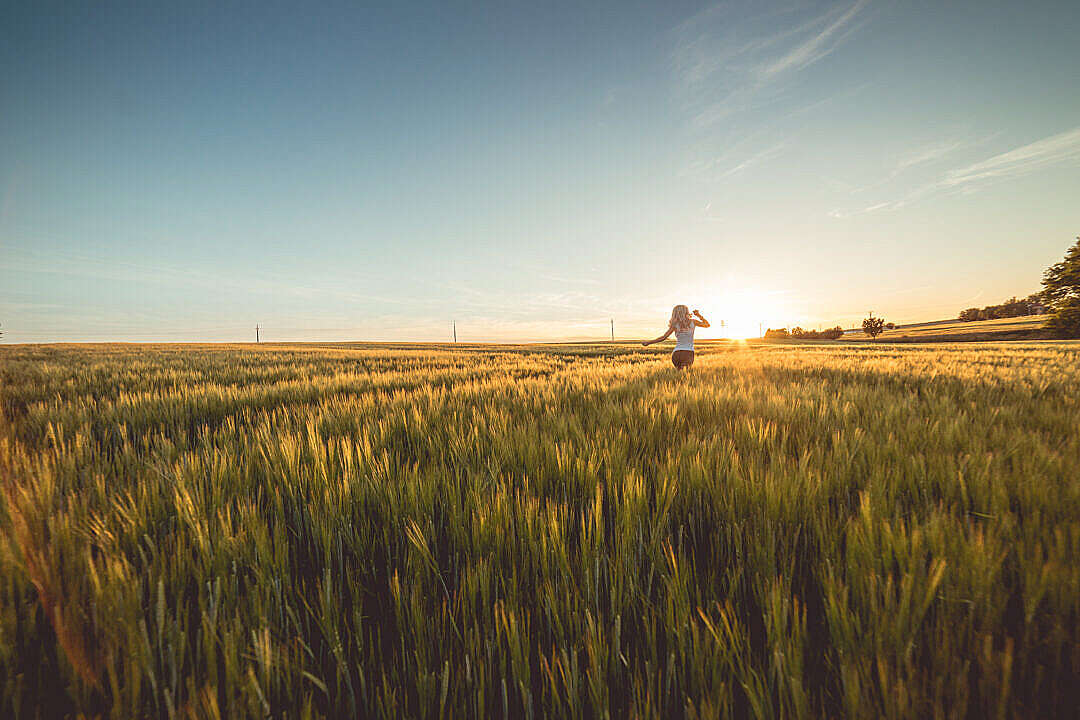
[{"left": 3, "top": 0, "right": 1079, "bottom": 342}]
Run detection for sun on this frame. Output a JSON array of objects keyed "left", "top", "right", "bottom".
[
  {"left": 724, "top": 316, "right": 762, "bottom": 340},
  {"left": 703, "top": 288, "right": 784, "bottom": 340}
]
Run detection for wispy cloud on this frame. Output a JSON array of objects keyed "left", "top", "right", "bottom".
[
  {"left": 832, "top": 126, "right": 1080, "bottom": 216},
  {"left": 686, "top": 140, "right": 788, "bottom": 180},
  {"left": 758, "top": 0, "right": 869, "bottom": 79},
  {"left": 895, "top": 138, "right": 977, "bottom": 172},
  {"left": 824, "top": 132, "right": 995, "bottom": 207},
  {"left": 2, "top": 237, "right": 415, "bottom": 309},
  {"left": 1, "top": 244, "right": 636, "bottom": 342},
  {"left": 670, "top": 1, "right": 874, "bottom": 128},
  {"left": 720, "top": 141, "right": 789, "bottom": 178},
  {"left": 942, "top": 126, "right": 1080, "bottom": 187}
]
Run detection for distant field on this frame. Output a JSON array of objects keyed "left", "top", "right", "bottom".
[
  {"left": 841, "top": 314, "right": 1048, "bottom": 342},
  {"left": 2, "top": 342, "right": 1078, "bottom": 718}
]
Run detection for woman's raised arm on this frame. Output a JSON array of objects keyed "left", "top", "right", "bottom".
[
  {"left": 692, "top": 310, "right": 711, "bottom": 328},
  {"left": 642, "top": 326, "right": 674, "bottom": 346}
]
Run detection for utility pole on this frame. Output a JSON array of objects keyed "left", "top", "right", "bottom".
[
  {"left": 453, "top": 321, "right": 457, "bottom": 343},
  {"left": 610, "top": 319, "right": 614, "bottom": 342},
  {"left": 759, "top": 322, "right": 763, "bottom": 338},
  {"left": 256, "top": 324, "right": 260, "bottom": 343}
]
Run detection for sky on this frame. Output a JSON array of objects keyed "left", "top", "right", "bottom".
[{"left": 2, "top": 0, "right": 1079, "bottom": 343}]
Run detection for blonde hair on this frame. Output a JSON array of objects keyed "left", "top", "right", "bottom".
[{"left": 669, "top": 304, "right": 693, "bottom": 332}]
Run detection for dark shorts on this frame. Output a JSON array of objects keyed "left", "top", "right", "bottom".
[{"left": 671, "top": 350, "right": 695, "bottom": 369}]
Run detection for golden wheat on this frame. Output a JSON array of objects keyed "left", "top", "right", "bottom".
[{"left": 1, "top": 341, "right": 1078, "bottom": 718}]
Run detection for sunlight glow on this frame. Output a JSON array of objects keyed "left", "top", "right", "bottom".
[{"left": 703, "top": 288, "right": 786, "bottom": 339}]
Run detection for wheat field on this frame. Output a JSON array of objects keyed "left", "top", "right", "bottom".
[
  {"left": 839, "top": 316, "right": 1048, "bottom": 342},
  {"left": 1, "top": 342, "right": 1078, "bottom": 718}
]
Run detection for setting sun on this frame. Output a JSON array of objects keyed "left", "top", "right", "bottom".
[{"left": 704, "top": 288, "right": 786, "bottom": 339}]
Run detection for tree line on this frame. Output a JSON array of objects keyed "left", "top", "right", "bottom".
[
  {"left": 760, "top": 236, "right": 1079, "bottom": 341},
  {"left": 955, "top": 235, "right": 1079, "bottom": 337},
  {"left": 763, "top": 326, "right": 847, "bottom": 340},
  {"left": 958, "top": 295, "right": 1046, "bottom": 322}
]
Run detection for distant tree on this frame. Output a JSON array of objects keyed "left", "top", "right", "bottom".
[
  {"left": 763, "top": 328, "right": 790, "bottom": 339},
  {"left": 862, "top": 314, "right": 885, "bottom": 339},
  {"left": 822, "top": 326, "right": 845, "bottom": 340},
  {"left": 1024, "top": 293, "right": 1048, "bottom": 314},
  {"left": 1042, "top": 236, "right": 1080, "bottom": 338}
]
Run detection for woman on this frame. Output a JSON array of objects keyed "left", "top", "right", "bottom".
[{"left": 642, "top": 305, "right": 710, "bottom": 369}]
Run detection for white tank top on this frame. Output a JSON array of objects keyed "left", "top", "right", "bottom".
[{"left": 673, "top": 324, "right": 695, "bottom": 351}]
